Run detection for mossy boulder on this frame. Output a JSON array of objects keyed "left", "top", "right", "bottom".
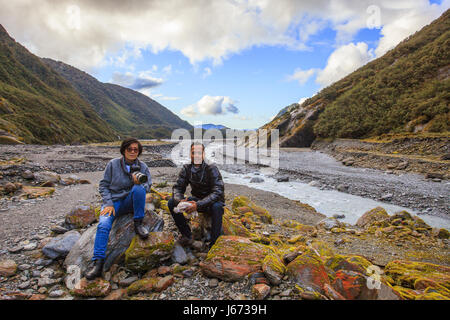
[
  {"left": 332, "top": 270, "right": 401, "bottom": 300},
  {"left": 222, "top": 214, "right": 255, "bottom": 238},
  {"left": 70, "top": 278, "right": 111, "bottom": 297},
  {"left": 20, "top": 186, "right": 55, "bottom": 199},
  {"left": 65, "top": 210, "right": 164, "bottom": 275},
  {"left": 324, "top": 254, "right": 373, "bottom": 275},
  {"left": 310, "top": 240, "right": 334, "bottom": 258},
  {"left": 127, "top": 277, "right": 159, "bottom": 295},
  {"left": 64, "top": 205, "right": 97, "bottom": 229},
  {"left": 356, "top": 207, "right": 389, "bottom": 229},
  {"left": 232, "top": 196, "right": 272, "bottom": 224},
  {"left": 199, "top": 235, "right": 273, "bottom": 282},
  {"left": 262, "top": 252, "right": 286, "bottom": 285},
  {"left": 125, "top": 232, "right": 175, "bottom": 272},
  {"left": 286, "top": 248, "right": 330, "bottom": 294},
  {"left": 384, "top": 260, "right": 450, "bottom": 299}
]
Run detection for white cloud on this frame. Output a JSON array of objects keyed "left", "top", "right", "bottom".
[
  {"left": 234, "top": 115, "right": 251, "bottom": 121},
  {"left": 0, "top": 0, "right": 448, "bottom": 72},
  {"left": 375, "top": 2, "right": 448, "bottom": 57},
  {"left": 180, "top": 105, "right": 197, "bottom": 117},
  {"left": 202, "top": 67, "right": 212, "bottom": 78},
  {"left": 287, "top": 68, "right": 317, "bottom": 85},
  {"left": 162, "top": 64, "right": 172, "bottom": 75},
  {"left": 180, "top": 95, "right": 239, "bottom": 117},
  {"left": 315, "top": 42, "right": 374, "bottom": 87},
  {"left": 298, "top": 97, "right": 308, "bottom": 105},
  {"left": 111, "top": 71, "right": 163, "bottom": 89}
]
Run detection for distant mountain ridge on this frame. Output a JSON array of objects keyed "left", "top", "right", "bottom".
[
  {"left": 262, "top": 9, "right": 450, "bottom": 147},
  {"left": 42, "top": 58, "right": 193, "bottom": 139},
  {"left": 193, "top": 123, "right": 229, "bottom": 130},
  {"left": 0, "top": 23, "right": 193, "bottom": 144}
]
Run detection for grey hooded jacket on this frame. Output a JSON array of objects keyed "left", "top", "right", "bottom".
[{"left": 99, "top": 157, "right": 152, "bottom": 207}]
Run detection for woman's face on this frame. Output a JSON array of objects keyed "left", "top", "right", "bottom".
[{"left": 124, "top": 142, "right": 139, "bottom": 162}]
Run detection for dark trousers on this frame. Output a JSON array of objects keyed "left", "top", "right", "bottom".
[{"left": 168, "top": 196, "right": 224, "bottom": 245}]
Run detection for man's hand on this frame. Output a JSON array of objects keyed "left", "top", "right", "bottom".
[
  {"left": 100, "top": 206, "right": 115, "bottom": 217},
  {"left": 184, "top": 201, "right": 197, "bottom": 213}
]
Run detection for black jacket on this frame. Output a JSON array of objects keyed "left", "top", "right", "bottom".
[{"left": 172, "top": 161, "right": 225, "bottom": 211}]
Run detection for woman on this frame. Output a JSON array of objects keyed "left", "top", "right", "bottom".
[{"left": 86, "top": 137, "right": 152, "bottom": 280}]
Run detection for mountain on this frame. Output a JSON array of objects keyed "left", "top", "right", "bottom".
[
  {"left": 262, "top": 9, "right": 450, "bottom": 147},
  {"left": 193, "top": 123, "right": 229, "bottom": 130},
  {"left": 42, "top": 58, "right": 193, "bottom": 139},
  {"left": 0, "top": 24, "right": 117, "bottom": 144}
]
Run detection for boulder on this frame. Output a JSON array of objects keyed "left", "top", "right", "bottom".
[
  {"left": 356, "top": 207, "right": 389, "bottom": 229},
  {"left": 64, "top": 209, "right": 164, "bottom": 274},
  {"left": 70, "top": 278, "right": 111, "bottom": 297},
  {"left": 127, "top": 277, "right": 159, "bottom": 295},
  {"left": 231, "top": 196, "right": 272, "bottom": 224},
  {"left": 324, "top": 254, "right": 373, "bottom": 275},
  {"left": 286, "top": 249, "right": 330, "bottom": 295},
  {"left": 20, "top": 186, "right": 55, "bottom": 199},
  {"left": 332, "top": 270, "right": 401, "bottom": 300},
  {"left": 34, "top": 171, "right": 61, "bottom": 184},
  {"left": 250, "top": 177, "right": 264, "bottom": 183},
  {"left": 200, "top": 236, "right": 273, "bottom": 282},
  {"left": 124, "top": 231, "right": 175, "bottom": 272},
  {"left": 42, "top": 230, "right": 81, "bottom": 259},
  {"left": 64, "top": 205, "right": 97, "bottom": 229},
  {"left": 262, "top": 252, "right": 286, "bottom": 285},
  {"left": 252, "top": 283, "right": 270, "bottom": 300},
  {"left": 316, "top": 217, "right": 343, "bottom": 231},
  {"left": 171, "top": 243, "right": 188, "bottom": 265},
  {"left": 0, "top": 259, "right": 17, "bottom": 277},
  {"left": 384, "top": 260, "right": 450, "bottom": 299}
]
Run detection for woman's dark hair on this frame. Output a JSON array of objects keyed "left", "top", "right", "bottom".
[{"left": 120, "top": 137, "right": 143, "bottom": 156}]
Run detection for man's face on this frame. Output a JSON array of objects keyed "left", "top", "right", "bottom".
[{"left": 190, "top": 145, "right": 204, "bottom": 165}]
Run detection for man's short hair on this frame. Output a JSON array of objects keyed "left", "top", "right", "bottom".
[
  {"left": 190, "top": 141, "right": 205, "bottom": 151},
  {"left": 120, "top": 137, "right": 143, "bottom": 156}
]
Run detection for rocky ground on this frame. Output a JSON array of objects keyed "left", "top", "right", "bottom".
[{"left": 0, "top": 142, "right": 449, "bottom": 300}]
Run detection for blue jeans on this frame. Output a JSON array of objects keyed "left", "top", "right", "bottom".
[{"left": 92, "top": 184, "right": 146, "bottom": 261}]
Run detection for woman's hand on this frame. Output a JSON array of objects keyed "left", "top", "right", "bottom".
[
  {"left": 100, "top": 206, "right": 115, "bottom": 217},
  {"left": 132, "top": 173, "right": 141, "bottom": 185}
]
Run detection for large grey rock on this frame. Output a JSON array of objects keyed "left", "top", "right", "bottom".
[
  {"left": 171, "top": 243, "right": 188, "bottom": 265},
  {"left": 316, "top": 217, "right": 343, "bottom": 230},
  {"left": 250, "top": 177, "right": 264, "bottom": 183},
  {"left": 42, "top": 230, "right": 81, "bottom": 259},
  {"left": 64, "top": 210, "right": 163, "bottom": 274},
  {"left": 34, "top": 171, "right": 61, "bottom": 183}
]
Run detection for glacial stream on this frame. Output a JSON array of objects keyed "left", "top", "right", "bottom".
[{"left": 221, "top": 170, "right": 450, "bottom": 230}]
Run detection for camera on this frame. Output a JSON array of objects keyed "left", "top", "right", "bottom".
[{"left": 130, "top": 164, "right": 148, "bottom": 183}]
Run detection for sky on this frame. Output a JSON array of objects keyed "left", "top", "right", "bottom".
[{"left": 0, "top": 0, "right": 449, "bottom": 130}]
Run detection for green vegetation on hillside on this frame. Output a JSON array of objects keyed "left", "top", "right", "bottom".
[
  {"left": 264, "top": 9, "right": 450, "bottom": 144},
  {"left": 0, "top": 25, "right": 117, "bottom": 144},
  {"left": 42, "top": 59, "right": 192, "bottom": 140}
]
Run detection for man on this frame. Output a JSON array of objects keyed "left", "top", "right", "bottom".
[
  {"left": 168, "top": 142, "right": 225, "bottom": 250},
  {"left": 85, "top": 137, "right": 152, "bottom": 280}
]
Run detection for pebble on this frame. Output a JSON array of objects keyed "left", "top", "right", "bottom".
[
  {"left": 8, "top": 246, "right": 23, "bottom": 253},
  {"left": 23, "top": 243, "right": 37, "bottom": 251},
  {"left": 18, "top": 264, "right": 32, "bottom": 271},
  {"left": 209, "top": 278, "right": 219, "bottom": 288},
  {"left": 48, "top": 290, "right": 66, "bottom": 298}
]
